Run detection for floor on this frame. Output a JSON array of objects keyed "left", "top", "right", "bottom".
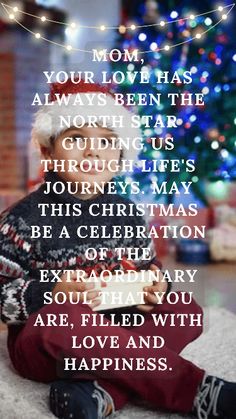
[{"left": 0, "top": 254, "right": 236, "bottom": 332}]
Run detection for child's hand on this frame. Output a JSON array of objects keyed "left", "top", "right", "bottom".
[
  {"left": 137, "top": 264, "right": 167, "bottom": 313},
  {"left": 52, "top": 271, "right": 101, "bottom": 310}
]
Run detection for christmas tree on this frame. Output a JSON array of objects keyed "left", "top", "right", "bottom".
[{"left": 111, "top": 0, "right": 236, "bottom": 205}]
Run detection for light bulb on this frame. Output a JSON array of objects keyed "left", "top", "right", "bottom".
[{"left": 119, "top": 25, "right": 126, "bottom": 34}]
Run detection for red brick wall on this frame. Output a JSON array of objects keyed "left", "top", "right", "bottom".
[
  {"left": 0, "top": 31, "right": 51, "bottom": 211},
  {"left": 0, "top": 53, "right": 20, "bottom": 190}
]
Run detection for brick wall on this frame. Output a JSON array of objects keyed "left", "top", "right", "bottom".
[
  {"left": 0, "top": 52, "right": 19, "bottom": 190},
  {"left": 0, "top": 30, "right": 51, "bottom": 211}
]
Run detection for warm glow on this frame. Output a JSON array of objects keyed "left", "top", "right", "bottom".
[{"left": 119, "top": 25, "right": 126, "bottom": 34}]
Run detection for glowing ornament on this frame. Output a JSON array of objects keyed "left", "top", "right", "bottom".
[
  {"left": 211, "top": 141, "right": 219, "bottom": 150},
  {"left": 207, "top": 128, "right": 219, "bottom": 140},
  {"left": 170, "top": 11, "right": 178, "bottom": 19},
  {"left": 139, "top": 33, "right": 147, "bottom": 41},
  {"left": 204, "top": 17, "right": 212, "bottom": 26},
  {"left": 202, "top": 86, "right": 209, "bottom": 94},
  {"left": 150, "top": 42, "right": 158, "bottom": 51},
  {"left": 219, "top": 135, "right": 225, "bottom": 142},
  {"left": 221, "top": 149, "right": 229, "bottom": 158}
]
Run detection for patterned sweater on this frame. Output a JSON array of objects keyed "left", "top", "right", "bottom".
[{"left": 0, "top": 171, "right": 159, "bottom": 325}]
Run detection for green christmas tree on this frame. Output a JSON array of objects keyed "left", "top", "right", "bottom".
[{"left": 111, "top": 0, "right": 236, "bottom": 205}]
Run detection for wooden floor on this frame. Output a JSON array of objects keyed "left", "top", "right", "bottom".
[{"left": 0, "top": 255, "right": 236, "bottom": 332}]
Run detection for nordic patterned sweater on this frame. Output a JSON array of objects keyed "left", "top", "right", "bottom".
[{"left": 0, "top": 171, "right": 161, "bottom": 325}]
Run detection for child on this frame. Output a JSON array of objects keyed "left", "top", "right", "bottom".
[{"left": 0, "top": 79, "right": 235, "bottom": 419}]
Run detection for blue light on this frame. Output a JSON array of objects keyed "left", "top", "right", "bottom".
[
  {"left": 223, "top": 84, "right": 230, "bottom": 91},
  {"left": 194, "top": 136, "right": 201, "bottom": 143},
  {"left": 139, "top": 33, "right": 147, "bottom": 41},
  {"left": 150, "top": 42, "right": 158, "bottom": 51},
  {"left": 190, "top": 114, "right": 197, "bottom": 122},
  {"left": 214, "top": 85, "right": 221, "bottom": 93},
  {"left": 170, "top": 11, "right": 178, "bottom": 19},
  {"left": 202, "top": 71, "right": 209, "bottom": 78},
  {"left": 232, "top": 54, "right": 236, "bottom": 62},
  {"left": 204, "top": 17, "right": 212, "bottom": 26},
  {"left": 154, "top": 52, "right": 161, "bottom": 59}
]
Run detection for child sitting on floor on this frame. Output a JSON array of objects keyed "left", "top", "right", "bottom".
[{"left": 0, "top": 79, "right": 236, "bottom": 419}]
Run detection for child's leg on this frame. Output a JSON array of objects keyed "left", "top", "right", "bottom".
[
  {"left": 128, "top": 292, "right": 203, "bottom": 354},
  {"left": 8, "top": 301, "right": 204, "bottom": 414}
]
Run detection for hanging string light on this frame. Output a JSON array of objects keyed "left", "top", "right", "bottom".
[{"left": 0, "top": 2, "right": 235, "bottom": 54}]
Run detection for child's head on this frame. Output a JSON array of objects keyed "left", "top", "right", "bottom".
[
  {"left": 41, "top": 124, "right": 122, "bottom": 188},
  {"left": 31, "top": 78, "right": 141, "bottom": 194}
]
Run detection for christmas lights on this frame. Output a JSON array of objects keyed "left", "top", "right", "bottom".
[{"left": 0, "top": 2, "right": 235, "bottom": 54}]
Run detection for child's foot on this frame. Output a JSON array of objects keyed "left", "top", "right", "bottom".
[
  {"left": 193, "top": 374, "right": 236, "bottom": 418},
  {"left": 49, "top": 380, "right": 114, "bottom": 419}
]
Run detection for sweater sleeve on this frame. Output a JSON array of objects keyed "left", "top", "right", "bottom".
[
  {"left": 0, "top": 212, "right": 55, "bottom": 324},
  {"left": 128, "top": 211, "right": 160, "bottom": 268},
  {"left": 128, "top": 211, "right": 172, "bottom": 294}
]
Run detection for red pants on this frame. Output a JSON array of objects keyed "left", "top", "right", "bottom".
[{"left": 7, "top": 293, "right": 205, "bottom": 414}]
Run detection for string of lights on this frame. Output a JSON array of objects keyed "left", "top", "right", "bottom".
[{"left": 0, "top": 2, "right": 235, "bottom": 54}]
